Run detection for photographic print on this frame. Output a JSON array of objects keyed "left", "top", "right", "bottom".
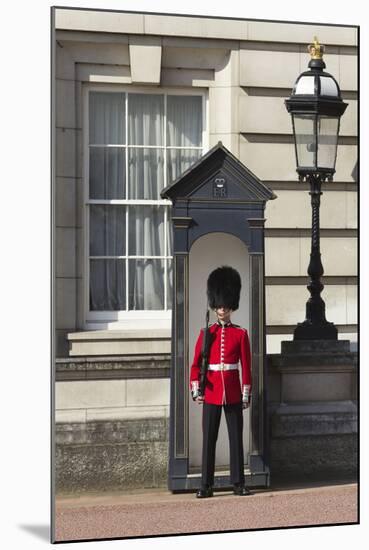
[{"left": 51, "top": 4, "right": 359, "bottom": 544}]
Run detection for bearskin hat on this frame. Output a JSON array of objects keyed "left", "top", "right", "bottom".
[{"left": 207, "top": 266, "right": 241, "bottom": 311}]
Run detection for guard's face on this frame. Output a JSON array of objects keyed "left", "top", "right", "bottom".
[{"left": 215, "top": 307, "right": 232, "bottom": 322}]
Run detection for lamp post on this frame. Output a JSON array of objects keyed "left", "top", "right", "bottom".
[{"left": 285, "top": 37, "right": 348, "bottom": 340}]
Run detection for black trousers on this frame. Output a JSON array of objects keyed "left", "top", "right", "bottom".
[{"left": 201, "top": 401, "right": 245, "bottom": 487}]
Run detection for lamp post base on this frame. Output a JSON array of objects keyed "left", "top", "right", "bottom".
[
  {"left": 293, "top": 320, "right": 338, "bottom": 341},
  {"left": 282, "top": 338, "right": 350, "bottom": 354}
]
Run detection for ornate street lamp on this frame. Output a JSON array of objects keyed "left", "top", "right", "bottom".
[{"left": 285, "top": 38, "right": 348, "bottom": 340}]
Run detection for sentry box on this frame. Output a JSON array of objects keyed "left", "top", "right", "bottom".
[{"left": 161, "top": 142, "right": 276, "bottom": 491}]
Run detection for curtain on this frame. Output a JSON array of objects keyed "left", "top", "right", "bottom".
[
  {"left": 90, "top": 259, "right": 126, "bottom": 311},
  {"left": 128, "top": 203, "right": 165, "bottom": 309},
  {"left": 89, "top": 92, "right": 201, "bottom": 311},
  {"left": 128, "top": 93, "right": 164, "bottom": 146},
  {"left": 167, "top": 95, "right": 202, "bottom": 147},
  {"left": 89, "top": 205, "right": 126, "bottom": 310},
  {"left": 129, "top": 259, "right": 165, "bottom": 310},
  {"left": 89, "top": 92, "right": 125, "bottom": 145},
  {"left": 128, "top": 95, "right": 166, "bottom": 309},
  {"left": 90, "top": 148, "right": 125, "bottom": 199},
  {"left": 165, "top": 97, "right": 200, "bottom": 311},
  {"left": 167, "top": 95, "right": 203, "bottom": 183},
  {"left": 128, "top": 148, "right": 164, "bottom": 200},
  {"left": 89, "top": 92, "right": 127, "bottom": 310}
]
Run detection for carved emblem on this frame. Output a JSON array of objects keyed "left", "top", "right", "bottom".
[{"left": 213, "top": 176, "right": 227, "bottom": 198}]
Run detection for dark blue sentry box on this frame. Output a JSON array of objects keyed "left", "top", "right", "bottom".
[{"left": 161, "top": 142, "right": 276, "bottom": 491}]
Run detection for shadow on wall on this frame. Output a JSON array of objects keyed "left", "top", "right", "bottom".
[{"left": 351, "top": 161, "right": 358, "bottom": 183}]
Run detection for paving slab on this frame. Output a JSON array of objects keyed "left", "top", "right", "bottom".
[{"left": 55, "top": 482, "right": 358, "bottom": 542}]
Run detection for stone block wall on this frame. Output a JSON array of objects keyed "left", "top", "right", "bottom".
[
  {"left": 54, "top": 356, "right": 170, "bottom": 495},
  {"left": 267, "top": 345, "right": 358, "bottom": 480},
  {"left": 52, "top": 7, "right": 358, "bottom": 495},
  {"left": 54, "top": 350, "right": 357, "bottom": 494},
  {"left": 53, "top": 8, "right": 358, "bottom": 357},
  {"left": 271, "top": 435, "right": 357, "bottom": 480},
  {"left": 56, "top": 418, "right": 169, "bottom": 494}
]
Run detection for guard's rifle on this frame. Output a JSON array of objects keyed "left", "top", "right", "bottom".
[{"left": 199, "top": 308, "right": 210, "bottom": 397}]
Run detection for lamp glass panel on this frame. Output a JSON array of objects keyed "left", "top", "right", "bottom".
[
  {"left": 294, "top": 75, "right": 315, "bottom": 95},
  {"left": 319, "top": 76, "right": 339, "bottom": 97},
  {"left": 293, "top": 114, "right": 316, "bottom": 169},
  {"left": 317, "top": 116, "right": 339, "bottom": 170}
]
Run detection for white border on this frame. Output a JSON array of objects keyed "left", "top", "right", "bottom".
[{"left": 2, "top": 2, "right": 366, "bottom": 550}]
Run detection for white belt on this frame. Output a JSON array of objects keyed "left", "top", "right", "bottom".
[{"left": 208, "top": 363, "right": 238, "bottom": 371}]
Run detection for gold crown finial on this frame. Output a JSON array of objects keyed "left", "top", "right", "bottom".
[{"left": 308, "top": 37, "right": 325, "bottom": 60}]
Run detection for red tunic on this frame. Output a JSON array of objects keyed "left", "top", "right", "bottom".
[{"left": 189, "top": 322, "right": 252, "bottom": 405}]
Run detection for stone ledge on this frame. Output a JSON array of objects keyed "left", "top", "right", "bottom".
[
  {"left": 55, "top": 355, "right": 171, "bottom": 381},
  {"left": 270, "top": 400, "right": 357, "bottom": 415},
  {"left": 54, "top": 9, "right": 357, "bottom": 46},
  {"left": 67, "top": 329, "right": 171, "bottom": 340},
  {"left": 67, "top": 329, "right": 171, "bottom": 356},
  {"left": 55, "top": 406, "right": 170, "bottom": 423},
  {"left": 281, "top": 339, "right": 350, "bottom": 354},
  {"left": 268, "top": 352, "right": 357, "bottom": 370},
  {"left": 247, "top": 21, "right": 357, "bottom": 47}
]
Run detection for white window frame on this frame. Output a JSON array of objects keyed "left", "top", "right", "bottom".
[{"left": 83, "top": 83, "right": 208, "bottom": 329}]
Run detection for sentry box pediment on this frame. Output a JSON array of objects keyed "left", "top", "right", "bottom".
[
  {"left": 161, "top": 142, "right": 276, "bottom": 253},
  {"left": 162, "top": 142, "right": 276, "bottom": 492},
  {"left": 162, "top": 141, "right": 276, "bottom": 204}
]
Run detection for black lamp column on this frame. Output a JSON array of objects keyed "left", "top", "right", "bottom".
[
  {"left": 294, "top": 172, "right": 336, "bottom": 339},
  {"left": 285, "top": 37, "right": 348, "bottom": 340}
]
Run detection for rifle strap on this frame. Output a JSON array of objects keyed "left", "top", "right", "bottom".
[{"left": 201, "top": 308, "right": 210, "bottom": 359}]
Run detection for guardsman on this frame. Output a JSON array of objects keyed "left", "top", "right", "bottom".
[{"left": 190, "top": 266, "right": 252, "bottom": 498}]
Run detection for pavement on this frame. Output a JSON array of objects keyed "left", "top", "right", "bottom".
[{"left": 54, "top": 479, "right": 358, "bottom": 542}]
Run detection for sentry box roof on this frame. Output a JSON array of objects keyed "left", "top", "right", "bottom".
[{"left": 161, "top": 141, "right": 276, "bottom": 204}]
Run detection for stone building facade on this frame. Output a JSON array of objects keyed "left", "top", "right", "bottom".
[{"left": 52, "top": 8, "right": 358, "bottom": 493}]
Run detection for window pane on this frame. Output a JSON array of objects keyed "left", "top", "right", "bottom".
[
  {"left": 87, "top": 93, "right": 203, "bottom": 314},
  {"left": 128, "top": 148, "right": 164, "bottom": 199},
  {"left": 89, "top": 147, "right": 126, "bottom": 199},
  {"left": 90, "top": 205, "right": 126, "bottom": 256},
  {"left": 317, "top": 116, "right": 339, "bottom": 170},
  {"left": 129, "top": 259, "right": 164, "bottom": 310},
  {"left": 167, "top": 149, "right": 202, "bottom": 184},
  {"left": 89, "top": 92, "right": 125, "bottom": 144},
  {"left": 167, "top": 95, "right": 203, "bottom": 147},
  {"left": 128, "top": 93, "right": 164, "bottom": 146},
  {"left": 167, "top": 259, "right": 173, "bottom": 310},
  {"left": 293, "top": 114, "right": 316, "bottom": 169},
  {"left": 129, "top": 206, "right": 164, "bottom": 256},
  {"left": 90, "top": 259, "right": 126, "bottom": 310}
]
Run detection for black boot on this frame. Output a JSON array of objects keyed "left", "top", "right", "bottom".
[
  {"left": 233, "top": 483, "right": 251, "bottom": 496},
  {"left": 196, "top": 485, "right": 213, "bottom": 498}
]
